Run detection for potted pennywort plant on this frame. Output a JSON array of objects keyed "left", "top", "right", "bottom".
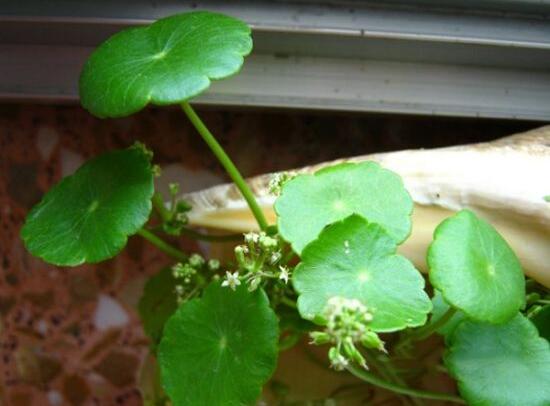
[{"left": 21, "top": 11, "right": 550, "bottom": 406}]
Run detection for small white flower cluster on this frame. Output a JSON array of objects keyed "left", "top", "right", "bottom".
[
  {"left": 268, "top": 172, "right": 297, "bottom": 196},
  {"left": 310, "top": 296, "right": 385, "bottom": 371},
  {"left": 221, "top": 231, "right": 290, "bottom": 292},
  {"left": 160, "top": 182, "right": 193, "bottom": 236},
  {"left": 172, "top": 254, "right": 220, "bottom": 302}
]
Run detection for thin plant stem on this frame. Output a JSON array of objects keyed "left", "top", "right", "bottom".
[
  {"left": 365, "top": 353, "right": 422, "bottom": 406},
  {"left": 397, "top": 307, "right": 457, "bottom": 352},
  {"left": 279, "top": 296, "right": 298, "bottom": 309},
  {"left": 181, "top": 102, "right": 269, "bottom": 230},
  {"left": 346, "top": 365, "right": 465, "bottom": 404},
  {"left": 137, "top": 228, "right": 187, "bottom": 262},
  {"left": 413, "top": 307, "right": 457, "bottom": 341},
  {"left": 180, "top": 227, "right": 243, "bottom": 243},
  {"left": 152, "top": 192, "right": 171, "bottom": 222}
]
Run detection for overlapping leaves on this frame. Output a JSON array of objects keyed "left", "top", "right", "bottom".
[
  {"left": 275, "top": 162, "right": 413, "bottom": 254},
  {"left": 138, "top": 267, "right": 179, "bottom": 346},
  {"left": 293, "top": 215, "right": 431, "bottom": 332}
]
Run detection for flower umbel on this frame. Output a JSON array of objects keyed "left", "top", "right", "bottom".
[{"left": 310, "top": 296, "right": 385, "bottom": 371}]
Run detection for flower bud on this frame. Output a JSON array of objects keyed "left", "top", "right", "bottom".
[
  {"left": 189, "top": 253, "right": 205, "bottom": 269},
  {"left": 310, "top": 331, "right": 331, "bottom": 345},
  {"left": 328, "top": 347, "right": 349, "bottom": 371},
  {"left": 361, "top": 331, "right": 386, "bottom": 352}
]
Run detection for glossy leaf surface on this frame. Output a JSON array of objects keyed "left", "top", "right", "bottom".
[
  {"left": 446, "top": 314, "right": 550, "bottom": 406},
  {"left": 293, "top": 215, "right": 431, "bottom": 332},
  {"left": 21, "top": 147, "right": 154, "bottom": 266},
  {"left": 428, "top": 210, "right": 525, "bottom": 323},
  {"left": 275, "top": 162, "right": 413, "bottom": 254},
  {"left": 80, "top": 12, "right": 252, "bottom": 117},
  {"left": 158, "top": 282, "right": 278, "bottom": 406}
]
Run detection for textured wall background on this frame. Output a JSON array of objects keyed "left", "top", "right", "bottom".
[{"left": 0, "top": 103, "right": 538, "bottom": 405}]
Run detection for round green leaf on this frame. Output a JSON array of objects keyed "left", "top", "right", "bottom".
[
  {"left": 445, "top": 314, "right": 550, "bottom": 406},
  {"left": 275, "top": 162, "right": 413, "bottom": 254},
  {"left": 158, "top": 282, "right": 279, "bottom": 406},
  {"left": 80, "top": 12, "right": 252, "bottom": 118},
  {"left": 138, "top": 267, "right": 179, "bottom": 346},
  {"left": 21, "top": 147, "right": 154, "bottom": 266},
  {"left": 293, "top": 214, "right": 431, "bottom": 332},
  {"left": 428, "top": 209, "right": 525, "bottom": 324}
]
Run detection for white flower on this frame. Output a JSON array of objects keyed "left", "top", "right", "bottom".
[
  {"left": 330, "top": 350, "right": 349, "bottom": 371},
  {"left": 221, "top": 271, "right": 241, "bottom": 291},
  {"left": 244, "top": 232, "right": 259, "bottom": 244},
  {"left": 279, "top": 266, "right": 290, "bottom": 284}
]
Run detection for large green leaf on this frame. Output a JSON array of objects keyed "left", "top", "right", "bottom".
[
  {"left": 21, "top": 147, "right": 154, "bottom": 266},
  {"left": 138, "top": 268, "right": 179, "bottom": 346},
  {"left": 293, "top": 215, "right": 431, "bottom": 332},
  {"left": 80, "top": 12, "right": 252, "bottom": 118},
  {"left": 428, "top": 210, "right": 525, "bottom": 324},
  {"left": 275, "top": 162, "right": 413, "bottom": 254},
  {"left": 158, "top": 282, "right": 279, "bottom": 406},
  {"left": 445, "top": 314, "right": 550, "bottom": 406}
]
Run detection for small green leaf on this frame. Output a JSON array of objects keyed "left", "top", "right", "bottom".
[
  {"left": 430, "top": 291, "right": 464, "bottom": 338},
  {"left": 275, "top": 162, "right": 413, "bottom": 254},
  {"left": 158, "top": 282, "right": 278, "bottom": 406},
  {"left": 428, "top": 210, "right": 525, "bottom": 324},
  {"left": 21, "top": 147, "right": 154, "bottom": 266},
  {"left": 293, "top": 215, "right": 431, "bottom": 332},
  {"left": 80, "top": 12, "right": 252, "bottom": 118},
  {"left": 532, "top": 305, "right": 550, "bottom": 341},
  {"left": 138, "top": 268, "right": 179, "bottom": 346},
  {"left": 445, "top": 314, "right": 550, "bottom": 406}
]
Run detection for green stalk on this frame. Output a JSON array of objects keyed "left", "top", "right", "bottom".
[
  {"left": 397, "top": 307, "right": 457, "bottom": 352},
  {"left": 181, "top": 102, "right": 268, "bottom": 230},
  {"left": 137, "top": 228, "right": 187, "bottom": 262},
  {"left": 413, "top": 307, "right": 457, "bottom": 342},
  {"left": 152, "top": 192, "right": 171, "bottom": 222},
  {"left": 365, "top": 353, "right": 422, "bottom": 406},
  {"left": 346, "top": 365, "right": 465, "bottom": 404},
  {"left": 180, "top": 227, "right": 243, "bottom": 243}
]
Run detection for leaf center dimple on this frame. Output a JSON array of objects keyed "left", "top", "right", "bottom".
[
  {"left": 486, "top": 263, "right": 496, "bottom": 277},
  {"left": 358, "top": 270, "right": 370, "bottom": 283},
  {"left": 333, "top": 200, "right": 346, "bottom": 211},
  {"left": 87, "top": 200, "right": 99, "bottom": 213},
  {"left": 219, "top": 336, "right": 227, "bottom": 350},
  {"left": 151, "top": 51, "right": 168, "bottom": 60}
]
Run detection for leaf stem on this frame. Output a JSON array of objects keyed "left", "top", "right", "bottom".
[
  {"left": 137, "top": 228, "right": 187, "bottom": 262},
  {"left": 364, "top": 353, "right": 422, "bottom": 406},
  {"left": 180, "top": 227, "right": 243, "bottom": 243},
  {"left": 152, "top": 192, "right": 171, "bottom": 222},
  {"left": 181, "top": 102, "right": 268, "bottom": 230},
  {"left": 279, "top": 296, "right": 298, "bottom": 309},
  {"left": 397, "top": 307, "right": 457, "bottom": 352},
  {"left": 414, "top": 307, "right": 457, "bottom": 342},
  {"left": 346, "top": 365, "right": 465, "bottom": 404}
]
